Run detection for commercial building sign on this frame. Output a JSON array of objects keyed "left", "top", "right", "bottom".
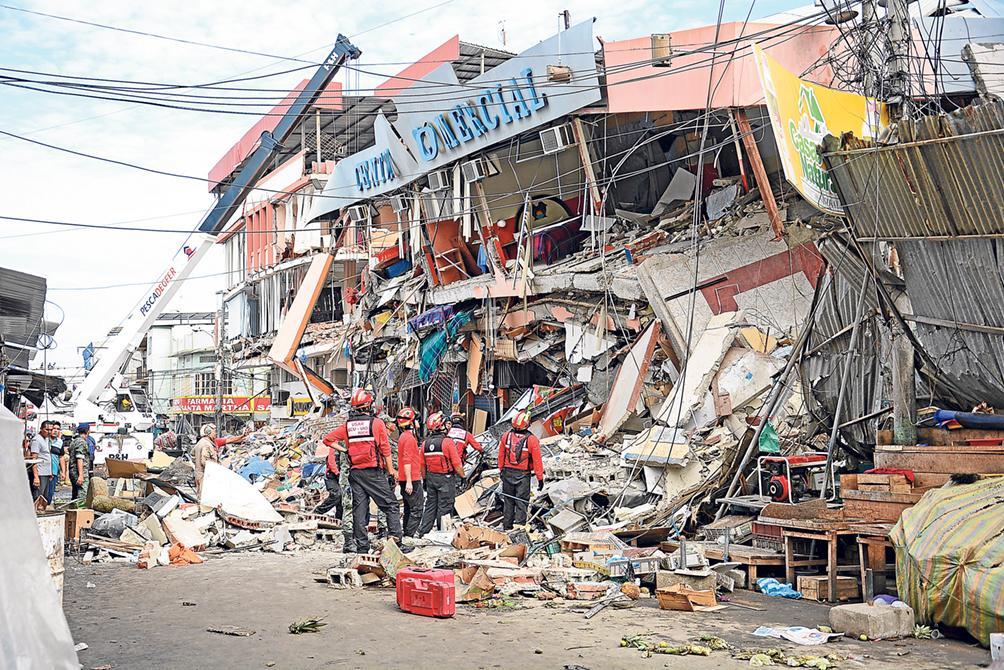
[
  {"left": 753, "top": 44, "right": 888, "bottom": 215},
  {"left": 311, "top": 20, "right": 601, "bottom": 218},
  {"left": 174, "top": 395, "right": 272, "bottom": 415}
]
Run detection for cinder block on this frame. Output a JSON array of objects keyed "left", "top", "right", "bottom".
[
  {"left": 828, "top": 602, "right": 915, "bottom": 640},
  {"left": 326, "top": 567, "right": 363, "bottom": 589}
]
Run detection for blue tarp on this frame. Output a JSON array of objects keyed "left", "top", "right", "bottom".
[{"left": 237, "top": 455, "right": 275, "bottom": 483}]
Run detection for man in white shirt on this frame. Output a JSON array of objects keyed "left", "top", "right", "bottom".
[{"left": 29, "top": 421, "right": 52, "bottom": 503}]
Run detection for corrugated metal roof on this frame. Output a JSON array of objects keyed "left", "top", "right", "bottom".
[
  {"left": 897, "top": 238, "right": 1004, "bottom": 407},
  {"left": 799, "top": 237, "right": 885, "bottom": 456},
  {"left": 825, "top": 101, "right": 1004, "bottom": 240},
  {"left": 0, "top": 266, "right": 47, "bottom": 368}
]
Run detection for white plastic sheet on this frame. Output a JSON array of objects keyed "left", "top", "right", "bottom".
[
  {"left": 0, "top": 405, "right": 78, "bottom": 668},
  {"left": 200, "top": 461, "right": 282, "bottom": 523}
]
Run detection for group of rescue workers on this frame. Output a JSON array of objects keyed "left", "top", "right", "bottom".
[{"left": 312, "top": 388, "right": 544, "bottom": 553}]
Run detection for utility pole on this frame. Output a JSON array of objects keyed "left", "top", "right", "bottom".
[
  {"left": 214, "top": 294, "right": 226, "bottom": 437},
  {"left": 860, "top": 0, "right": 878, "bottom": 97},
  {"left": 885, "top": 0, "right": 912, "bottom": 119}
]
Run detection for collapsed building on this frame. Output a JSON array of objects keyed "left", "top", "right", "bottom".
[{"left": 66, "top": 1, "right": 1004, "bottom": 647}]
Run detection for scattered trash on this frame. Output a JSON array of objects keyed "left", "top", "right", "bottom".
[
  {"left": 207, "top": 626, "right": 255, "bottom": 637},
  {"left": 752, "top": 626, "right": 842, "bottom": 646},
  {"left": 756, "top": 578, "right": 802, "bottom": 599},
  {"left": 73, "top": 642, "right": 88, "bottom": 652}
]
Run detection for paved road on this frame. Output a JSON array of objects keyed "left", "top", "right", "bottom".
[{"left": 64, "top": 552, "right": 988, "bottom": 669}]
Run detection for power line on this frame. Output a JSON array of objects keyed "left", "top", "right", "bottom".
[{"left": 0, "top": 16, "right": 832, "bottom": 115}]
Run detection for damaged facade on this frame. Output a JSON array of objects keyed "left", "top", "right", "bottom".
[{"left": 56, "top": 1, "right": 1004, "bottom": 658}]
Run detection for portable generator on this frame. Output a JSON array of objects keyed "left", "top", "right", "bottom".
[{"left": 757, "top": 453, "right": 828, "bottom": 503}]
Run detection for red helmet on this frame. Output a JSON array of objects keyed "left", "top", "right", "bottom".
[
  {"left": 350, "top": 388, "right": 374, "bottom": 408},
  {"left": 426, "top": 412, "right": 446, "bottom": 432},
  {"left": 396, "top": 407, "right": 417, "bottom": 427},
  {"left": 511, "top": 410, "right": 531, "bottom": 431}
]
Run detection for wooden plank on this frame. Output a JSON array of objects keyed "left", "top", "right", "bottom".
[
  {"left": 857, "top": 473, "right": 908, "bottom": 486},
  {"left": 842, "top": 489, "right": 924, "bottom": 504},
  {"left": 843, "top": 498, "right": 911, "bottom": 523},
  {"left": 734, "top": 108, "right": 784, "bottom": 239},
  {"left": 874, "top": 445, "right": 1004, "bottom": 474}
]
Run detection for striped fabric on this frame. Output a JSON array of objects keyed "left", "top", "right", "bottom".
[{"left": 891, "top": 476, "right": 1004, "bottom": 647}]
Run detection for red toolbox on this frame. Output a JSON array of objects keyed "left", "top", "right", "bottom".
[{"left": 396, "top": 567, "right": 455, "bottom": 618}]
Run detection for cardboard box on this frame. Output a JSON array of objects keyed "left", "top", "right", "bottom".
[
  {"left": 452, "top": 523, "right": 509, "bottom": 550},
  {"left": 656, "top": 584, "right": 717, "bottom": 611},
  {"left": 798, "top": 575, "right": 859, "bottom": 602},
  {"left": 64, "top": 509, "right": 95, "bottom": 541}
]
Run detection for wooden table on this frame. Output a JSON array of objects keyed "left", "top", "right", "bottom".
[
  {"left": 782, "top": 528, "right": 860, "bottom": 603},
  {"left": 856, "top": 534, "right": 895, "bottom": 598}
]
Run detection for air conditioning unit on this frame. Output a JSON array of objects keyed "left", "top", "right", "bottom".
[
  {"left": 389, "top": 194, "right": 409, "bottom": 213},
  {"left": 461, "top": 158, "right": 487, "bottom": 184},
  {"left": 427, "top": 170, "right": 450, "bottom": 191},
  {"left": 651, "top": 34, "right": 672, "bottom": 67},
  {"left": 539, "top": 124, "right": 576, "bottom": 155},
  {"left": 346, "top": 204, "right": 370, "bottom": 223}
]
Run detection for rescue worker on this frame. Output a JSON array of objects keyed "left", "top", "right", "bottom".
[
  {"left": 69, "top": 424, "right": 91, "bottom": 507},
  {"left": 312, "top": 430, "right": 343, "bottom": 522},
  {"left": 418, "top": 412, "right": 465, "bottom": 536},
  {"left": 497, "top": 410, "right": 545, "bottom": 530},
  {"left": 446, "top": 412, "right": 484, "bottom": 462},
  {"left": 319, "top": 389, "right": 401, "bottom": 554},
  {"left": 395, "top": 407, "right": 425, "bottom": 537},
  {"left": 193, "top": 424, "right": 219, "bottom": 496}
]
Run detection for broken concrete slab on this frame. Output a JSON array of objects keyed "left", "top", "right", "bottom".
[
  {"left": 653, "top": 310, "right": 742, "bottom": 428},
  {"left": 162, "top": 511, "right": 207, "bottom": 550},
  {"left": 596, "top": 321, "right": 660, "bottom": 440},
  {"left": 828, "top": 602, "right": 915, "bottom": 640}
]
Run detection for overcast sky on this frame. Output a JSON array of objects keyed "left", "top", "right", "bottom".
[{"left": 0, "top": 0, "right": 799, "bottom": 371}]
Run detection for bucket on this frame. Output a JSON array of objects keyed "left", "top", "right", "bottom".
[{"left": 36, "top": 512, "right": 66, "bottom": 604}]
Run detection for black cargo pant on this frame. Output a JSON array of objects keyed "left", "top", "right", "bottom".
[
  {"left": 313, "top": 472, "right": 343, "bottom": 520},
  {"left": 349, "top": 467, "right": 402, "bottom": 553},
  {"left": 501, "top": 468, "right": 532, "bottom": 530},
  {"left": 399, "top": 480, "right": 424, "bottom": 537},
  {"left": 418, "top": 472, "right": 456, "bottom": 536}
]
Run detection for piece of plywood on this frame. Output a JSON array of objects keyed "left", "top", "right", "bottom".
[
  {"left": 597, "top": 321, "right": 660, "bottom": 439},
  {"left": 467, "top": 333, "right": 484, "bottom": 394},
  {"left": 472, "top": 409, "right": 488, "bottom": 435},
  {"left": 874, "top": 445, "right": 1004, "bottom": 474},
  {"left": 105, "top": 459, "right": 147, "bottom": 479}
]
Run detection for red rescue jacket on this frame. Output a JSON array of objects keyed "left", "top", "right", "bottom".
[
  {"left": 447, "top": 426, "right": 484, "bottom": 460},
  {"left": 423, "top": 432, "right": 464, "bottom": 475},
  {"left": 323, "top": 413, "right": 391, "bottom": 470},
  {"left": 498, "top": 430, "right": 544, "bottom": 480}
]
